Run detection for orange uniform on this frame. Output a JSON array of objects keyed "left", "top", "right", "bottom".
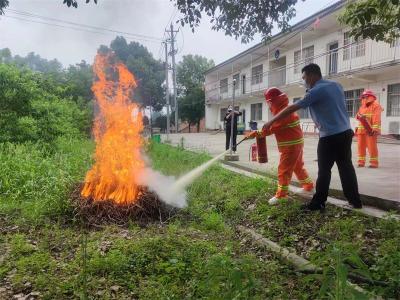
[
  {"left": 356, "top": 89, "right": 383, "bottom": 168},
  {"left": 259, "top": 88, "right": 313, "bottom": 200}
]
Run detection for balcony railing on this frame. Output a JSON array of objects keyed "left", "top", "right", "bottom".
[{"left": 205, "top": 39, "right": 400, "bottom": 103}]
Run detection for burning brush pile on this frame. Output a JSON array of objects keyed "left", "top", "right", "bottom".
[{"left": 71, "top": 53, "right": 179, "bottom": 227}]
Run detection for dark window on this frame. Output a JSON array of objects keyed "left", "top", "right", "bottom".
[
  {"left": 251, "top": 103, "right": 263, "bottom": 120},
  {"left": 388, "top": 83, "right": 400, "bottom": 116},
  {"left": 251, "top": 65, "right": 263, "bottom": 85},
  {"left": 344, "top": 88, "right": 364, "bottom": 117},
  {"left": 220, "top": 78, "right": 228, "bottom": 94}
]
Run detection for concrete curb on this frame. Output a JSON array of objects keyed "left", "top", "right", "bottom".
[
  {"left": 222, "top": 160, "right": 400, "bottom": 213},
  {"left": 221, "top": 162, "right": 400, "bottom": 220}
]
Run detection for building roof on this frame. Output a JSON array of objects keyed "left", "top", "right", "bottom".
[{"left": 205, "top": 0, "right": 347, "bottom": 75}]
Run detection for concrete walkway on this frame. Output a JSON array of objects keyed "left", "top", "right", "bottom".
[{"left": 161, "top": 133, "right": 400, "bottom": 207}]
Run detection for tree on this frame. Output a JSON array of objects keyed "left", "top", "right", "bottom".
[
  {"left": 177, "top": 55, "right": 214, "bottom": 132},
  {"left": 100, "top": 36, "right": 165, "bottom": 111},
  {"left": 0, "top": 49, "right": 93, "bottom": 106},
  {"left": 339, "top": 0, "right": 400, "bottom": 44}
]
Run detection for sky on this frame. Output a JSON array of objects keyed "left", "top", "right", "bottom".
[{"left": 0, "top": 0, "right": 338, "bottom": 67}]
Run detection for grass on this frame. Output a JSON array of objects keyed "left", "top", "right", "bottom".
[
  {"left": 0, "top": 140, "right": 399, "bottom": 299},
  {"left": 0, "top": 139, "right": 316, "bottom": 299}
]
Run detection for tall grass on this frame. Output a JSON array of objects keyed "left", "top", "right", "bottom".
[{"left": 0, "top": 137, "right": 93, "bottom": 224}]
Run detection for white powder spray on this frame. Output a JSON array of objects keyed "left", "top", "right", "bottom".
[
  {"left": 136, "top": 168, "right": 187, "bottom": 208},
  {"left": 137, "top": 149, "right": 229, "bottom": 208}
]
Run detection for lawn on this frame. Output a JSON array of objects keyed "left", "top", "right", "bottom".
[{"left": 0, "top": 140, "right": 399, "bottom": 299}]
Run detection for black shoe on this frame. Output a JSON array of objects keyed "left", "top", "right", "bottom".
[
  {"left": 349, "top": 202, "right": 362, "bottom": 209},
  {"left": 301, "top": 201, "right": 325, "bottom": 212}
]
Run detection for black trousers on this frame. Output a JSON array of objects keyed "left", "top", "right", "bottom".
[
  {"left": 311, "top": 129, "right": 361, "bottom": 206},
  {"left": 225, "top": 127, "right": 238, "bottom": 151}
]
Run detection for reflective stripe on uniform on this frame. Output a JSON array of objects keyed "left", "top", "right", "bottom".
[
  {"left": 277, "top": 138, "right": 304, "bottom": 147},
  {"left": 277, "top": 184, "right": 289, "bottom": 191},
  {"left": 299, "top": 177, "right": 312, "bottom": 184},
  {"left": 285, "top": 120, "right": 300, "bottom": 128},
  {"left": 370, "top": 157, "right": 378, "bottom": 161}
]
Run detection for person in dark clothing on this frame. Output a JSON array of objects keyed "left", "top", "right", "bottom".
[
  {"left": 224, "top": 105, "right": 242, "bottom": 152},
  {"left": 262, "top": 63, "right": 362, "bottom": 212}
]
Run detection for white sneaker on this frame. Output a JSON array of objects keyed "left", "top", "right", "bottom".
[
  {"left": 292, "top": 187, "right": 315, "bottom": 198},
  {"left": 268, "top": 196, "right": 280, "bottom": 205}
]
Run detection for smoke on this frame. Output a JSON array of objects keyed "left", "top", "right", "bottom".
[{"left": 136, "top": 168, "right": 187, "bottom": 208}]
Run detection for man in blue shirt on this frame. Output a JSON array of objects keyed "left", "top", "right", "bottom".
[{"left": 263, "top": 63, "right": 362, "bottom": 211}]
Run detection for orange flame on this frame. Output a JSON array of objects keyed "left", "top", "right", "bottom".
[{"left": 81, "top": 53, "right": 145, "bottom": 204}]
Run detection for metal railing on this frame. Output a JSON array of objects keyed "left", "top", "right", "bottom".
[{"left": 205, "top": 39, "right": 400, "bottom": 103}]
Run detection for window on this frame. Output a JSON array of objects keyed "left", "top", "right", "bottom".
[
  {"left": 344, "top": 89, "right": 363, "bottom": 117},
  {"left": 343, "top": 32, "right": 365, "bottom": 60},
  {"left": 293, "top": 98, "right": 310, "bottom": 119},
  {"left": 220, "top": 78, "right": 228, "bottom": 94},
  {"left": 233, "top": 73, "right": 240, "bottom": 90},
  {"left": 388, "top": 83, "right": 400, "bottom": 116},
  {"left": 251, "top": 65, "right": 263, "bottom": 85},
  {"left": 251, "top": 103, "right": 263, "bottom": 120},
  {"left": 220, "top": 108, "right": 227, "bottom": 121},
  {"left": 294, "top": 45, "right": 314, "bottom": 74}
]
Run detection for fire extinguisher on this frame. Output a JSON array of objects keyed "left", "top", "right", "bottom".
[
  {"left": 356, "top": 113, "right": 373, "bottom": 135},
  {"left": 250, "top": 143, "right": 258, "bottom": 162},
  {"left": 256, "top": 135, "right": 268, "bottom": 163}
]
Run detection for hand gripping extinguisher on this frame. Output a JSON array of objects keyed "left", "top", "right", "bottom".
[{"left": 356, "top": 113, "right": 373, "bottom": 135}]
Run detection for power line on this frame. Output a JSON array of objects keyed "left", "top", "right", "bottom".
[
  {"left": 5, "top": 8, "right": 163, "bottom": 42},
  {"left": 1, "top": 15, "right": 161, "bottom": 45}
]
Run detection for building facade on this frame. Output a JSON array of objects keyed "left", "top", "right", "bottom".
[{"left": 204, "top": 1, "right": 400, "bottom": 135}]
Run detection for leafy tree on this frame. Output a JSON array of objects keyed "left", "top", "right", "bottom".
[
  {"left": 339, "top": 0, "right": 400, "bottom": 44},
  {"left": 63, "top": 60, "right": 93, "bottom": 103},
  {"left": 0, "top": 63, "right": 90, "bottom": 143},
  {"left": 0, "top": 0, "right": 8, "bottom": 14},
  {"left": 100, "top": 36, "right": 165, "bottom": 111},
  {"left": 177, "top": 55, "right": 214, "bottom": 132}
]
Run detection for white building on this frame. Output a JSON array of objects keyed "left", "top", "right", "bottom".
[{"left": 204, "top": 0, "right": 400, "bottom": 135}]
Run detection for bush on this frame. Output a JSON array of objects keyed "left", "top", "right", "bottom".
[{"left": 0, "top": 63, "right": 91, "bottom": 143}]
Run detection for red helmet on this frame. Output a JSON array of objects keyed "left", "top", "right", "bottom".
[
  {"left": 361, "top": 89, "right": 376, "bottom": 100},
  {"left": 264, "top": 87, "right": 284, "bottom": 102}
]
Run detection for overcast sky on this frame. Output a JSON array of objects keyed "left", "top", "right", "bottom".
[{"left": 0, "top": 0, "right": 337, "bottom": 67}]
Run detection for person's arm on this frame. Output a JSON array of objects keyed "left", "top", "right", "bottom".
[
  {"left": 262, "top": 104, "right": 300, "bottom": 131},
  {"left": 371, "top": 104, "right": 382, "bottom": 135}
]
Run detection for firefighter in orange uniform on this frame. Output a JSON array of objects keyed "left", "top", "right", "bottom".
[
  {"left": 247, "top": 87, "right": 314, "bottom": 205},
  {"left": 356, "top": 89, "right": 383, "bottom": 168}
]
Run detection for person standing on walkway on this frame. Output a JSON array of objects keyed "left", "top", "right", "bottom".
[
  {"left": 247, "top": 87, "right": 314, "bottom": 205},
  {"left": 224, "top": 105, "right": 242, "bottom": 152},
  {"left": 262, "top": 63, "right": 362, "bottom": 211},
  {"left": 356, "top": 89, "right": 383, "bottom": 168}
]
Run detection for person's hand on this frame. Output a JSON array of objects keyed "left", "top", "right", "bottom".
[
  {"left": 246, "top": 131, "right": 258, "bottom": 139},
  {"left": 262, "top": 121, "right": 273, "bottom": 132},
  {"left": 371, "top": 130, "right": 379, "bottom": 136}
]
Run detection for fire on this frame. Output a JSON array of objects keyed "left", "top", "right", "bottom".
[{"left": 81, "top": 53, "right": 145, "bottom": 204}]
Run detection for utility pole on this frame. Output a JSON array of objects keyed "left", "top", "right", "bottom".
[
  {"left": 164, "top": 41, "right": 170, "bottom": 139},
  {"left": 169, "top": 24, "right": 179, "bottom": 133}
]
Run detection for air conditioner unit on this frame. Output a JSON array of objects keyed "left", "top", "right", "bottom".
[{"left": 388, "top": 121, "right": 400, "bottom": 134}]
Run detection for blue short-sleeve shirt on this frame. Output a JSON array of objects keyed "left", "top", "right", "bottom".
[{"left": 296, "top": 79, "right": 351, "bottom": 137}]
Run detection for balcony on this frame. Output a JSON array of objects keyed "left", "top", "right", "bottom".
[{"left": 205, "top": 39, "right": 400, "bottom": 104}]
